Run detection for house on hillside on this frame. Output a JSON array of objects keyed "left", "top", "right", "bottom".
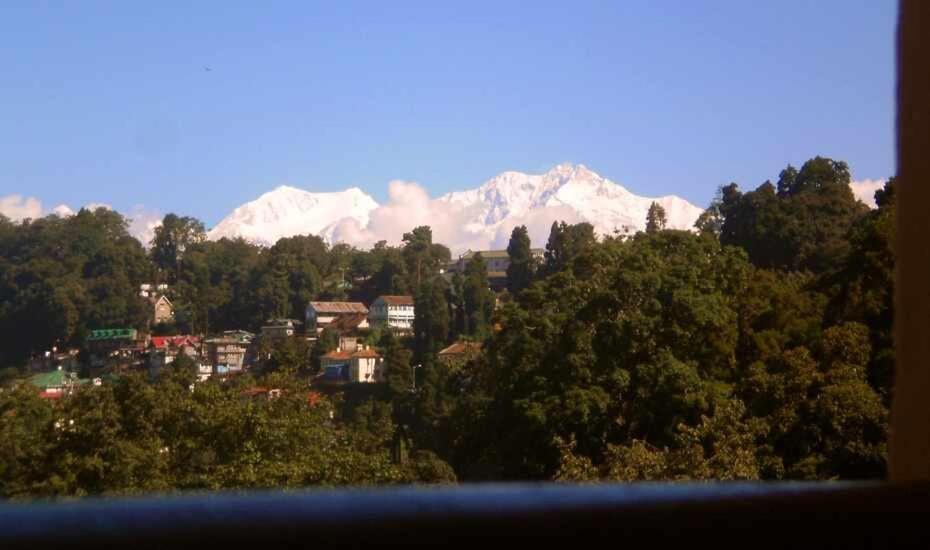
[
  {"left": 261, "top": 319, "right": 301, "bottom": 340},
  {"left": 196, "top": 363, "right": 213, "bottom": 382},
  {"left": 305, "top": 302, "right": 369, "bottom": 334},
  {"left": 349, "top": 347, "right": 382, "bottom": 383},
  {"left": 29, "top": 367, "right": 86, "bottom": 400},
  {"left": 203, "top": 332, "right": 253, "bottom": 373},
  {"left": 338, "top": 336, "right": 360, "bottom": 353},
  {"left": 368, "top": 295, "right": 415, "bottom": 332},
  {"left": 28, "top": 348, "right": 80, "bottom": 373},
  {"left": 438, "top": 341, "right": 483, "bottom": 366},
  {"left": 445, "top": 249, "right": 545, "bottom": 290},
  {"left": 87, "top": 328, "right": 147, "bottom": 369},
  {"left": 319, "top": 349, "right": 352, "bottom": 382},
  {"left": 148, "top": 335, "right": 201, "bottom": 368},
  {"left": 328, "top": 313, "right": 370, "bottom": 334},
  {"left": 319, "top": 346, "right": 384, "bottom": 383},
  {"left": 150, "top": 295, "right": 174, "bottom": 325}
]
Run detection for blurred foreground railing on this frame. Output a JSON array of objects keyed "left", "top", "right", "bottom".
[{"left": 0, "top": 482, "right": 927, "bottom": 548}]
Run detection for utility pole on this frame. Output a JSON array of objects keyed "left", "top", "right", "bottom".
[{"left": 411, "top": 363, "right": 421, "bottom": 392}]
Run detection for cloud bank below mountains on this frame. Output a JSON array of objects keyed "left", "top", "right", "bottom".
[
  {"left": 0, "top": 195, "right": 162, "bottom": 245},
  {"left": 0, "top": 177, "right": 889, "bottom": 251},
  {"left": 325, "top": 180, "right": 584, "bottom": 254},
  {"left": 848, "top": 179, "right": 887, "bottom": 208}
]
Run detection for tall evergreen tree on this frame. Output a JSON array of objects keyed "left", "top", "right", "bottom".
[
  {"left": 463, "top": 253, "right": 494, "bottom": 338},
  {"left": 543, "top": 221, "right": 596, "bottom": 275},
  {"left": 413, "top": 277, "right": 451, "bottom": 365},
  {"left": 718, "top": 156, "right": 866, "bottom": 272},
  {"left": 505, "top": 225, "right": 535, "bottom": 295},
  {"left": 151, "top": 214, "right": 206, "bottom": 283},
  {"left": 645, "top": 202, "right": 668, "bottom": 233},
  {"left": 448, "top": 271, "right": 467, "bottom": 340},
  {"left": 402, "top": 226, "right": 433, "bottom": 290}
]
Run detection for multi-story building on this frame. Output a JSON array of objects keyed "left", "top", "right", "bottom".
[
  {"left": 368, "top": 295, "right": 415, "bottom": 332},
  {"left": 305, "top": 302, "right": 369, "bottom": 334}
]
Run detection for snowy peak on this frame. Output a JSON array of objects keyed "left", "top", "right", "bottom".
[
  {"left": 207, "top": 164, "right": 705, "bottom": 250},
  {"left": 207, "top": 185, "right": 378, "bottom": 246},
  {"left": 438, "top": 163, "right": 701, "bottom": 235}
]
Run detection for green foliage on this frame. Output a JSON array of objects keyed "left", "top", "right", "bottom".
[
  {"left": 462, "top": 253, "right": 494, "bottom": 338},
  {"left": 719, "top": 157, "right": 867, "bottom": 272},
  {"left": 151, "top": 214, "right": 206, "bottom": 284},
  {"left": 645, "top": 202, "right": 668, "bottom": 233},
  {"left": 263, "top": 337, "right": 311, "bottom": 374},
  {"left": 0, "top": 156, "right": 899, "bottom": 492},
  {"left": 542, "top": 221, "right": 596, "bottom": 275},
  {"left": 0, "top": 208, "right": 151, "bottom": 365},
  {"left": 381, "top": 332, "right": 414, "bottom": 399},
  {"left": 309, "top": 327, "right": 340, "bottom": 372},
  {"left": 413, "top": 277, "right": 450, "bottom": 365},
  {"left": 505, "top": 225, "right": 536, "bottom": 295}
]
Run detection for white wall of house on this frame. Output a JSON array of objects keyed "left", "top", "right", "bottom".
[
  {"left": 349, "top": 356, "right": 381, "bottom": 383},
  {"left": 369, "top": 300, "right": 415, "bottom": 331}
]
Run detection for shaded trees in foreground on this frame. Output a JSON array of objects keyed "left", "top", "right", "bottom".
[{"left": 0, "top": 155, "right": 898, "bottom": 494}]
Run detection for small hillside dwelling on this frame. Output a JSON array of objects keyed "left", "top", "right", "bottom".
[
  {"left": 29, "top": 367, "right": 79, "bottom": 397},
  {"left": 368, "top": 295, "right": 415, "bottom": 332},
  {"left": 338, "top": 336, "right": 360, "bottom": 353},
  {"left": 261, "top": 319, "right": 301, "bottom": 340},
  {"left": 222, "top": 330, "right": 255, "bottom": 343},
  {"left": 446, "top": 249, "right": 545, "bottom": 290},
  {"left": 28, "top": 348, "right": 80, "bottom": 373},
  {"left": 447, "top": 249, "right": 545, "bottom": 274},
  {"left": 148, "top": 335, "right": 201, "bottom": 371},
  {"left": 196, "top": 363, "right": 213, "bottom": 381},
  {"left": 151, "top": 295, "right": 174, "bottom": 325},
  {"left": 305, "top": 302, "right": 369, "bottom": 333},
  {"left": 329, "top": 313, "right": 370, "bottom": 334},
  {"left": 438, "top": 341, "right": 483, "bottom": 366},
  {"left": 87, "top": 328, "right": 147, "bottom": 368},
  {"left": 319, "top": 347, "right": 383, "bottom": 383},
  {"left": 349, "top": 347, "right": 383, "bottom": 383},
  {"left": 203, "top": 334, "right": 252, "bottom": 372},
  {"left": 320, "top": 349, "right": 353, "bottom": 382}
]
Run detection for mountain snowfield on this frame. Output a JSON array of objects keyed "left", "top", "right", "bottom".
[
  {"left": 207, "top": 164, "right": 704, "bottom": 253},
  {"left": 208, "top": 186, "right": 380, "bottom": 246},
  {"left": 0, "top": 166, "right": 885, "bottom": 251},
  {"left": 438, "top": 163, "right": 702, "bottom": 237}
]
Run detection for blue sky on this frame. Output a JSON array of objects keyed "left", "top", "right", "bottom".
[{"left": 0, "top": 1, "right": 897, "bottom": 227}]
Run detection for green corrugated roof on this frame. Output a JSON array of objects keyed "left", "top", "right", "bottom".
[
  {"left": 87, "top": 328, "right": 137, "bottom": 341},
  {"left": 30, "top": 370, "right": 69, "bottom": 388}
]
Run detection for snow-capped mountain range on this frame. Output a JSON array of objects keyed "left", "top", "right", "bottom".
[
  {"left": 207, "top": 163, "right": 705, "bottom": 253},
  {"left": 438, "top": 163, "right": 702, "bottom": 237},
  {"left": 208, "top": 186, "right": 379, "bottom": 246}
]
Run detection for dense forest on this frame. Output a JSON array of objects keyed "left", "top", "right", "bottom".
[{"left": 0, "top": 156, "right": 896, "bottom": 496}]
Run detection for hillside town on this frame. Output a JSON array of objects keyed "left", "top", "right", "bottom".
[
  {"left": 17, "top": 248, "right": 514, "bottom": 401},
  {"left": 0, "top": 156, "right": 897, "bottom": 495}
]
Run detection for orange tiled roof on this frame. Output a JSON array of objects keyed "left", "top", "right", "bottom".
[
  {"left": 309, "top": 301, "right": 369, "bottom": 314},
  {"left": 438, "top": 341, "right": 483, "bottom": 356}
]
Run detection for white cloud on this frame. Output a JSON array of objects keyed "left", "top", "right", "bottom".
[
  {"left": 489, "top": 205, "right": 584, "bottom": 250},
  {"left": 51, "top": 204, "right": 75, "bottom": 217},
  {"left": 0, "top": 194, "right": 43, "bottom": 221},
  {"left": 126, "top": 205, "right": 163, "bottom": 247},
  {"left": 324, "top": 180, "right": 584, "bottom": 255},
  {"left": 82, "top": 202, "right": 113, "bottom": 212},
  {"left": 327, "top": 180, "right": 485, "bottom": 253},
  {"left": 850, "top": 179, "right": 886, "bottom": 208},
  {"left": 0, "top": 193, "right": 161, "bottom": 246}
]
